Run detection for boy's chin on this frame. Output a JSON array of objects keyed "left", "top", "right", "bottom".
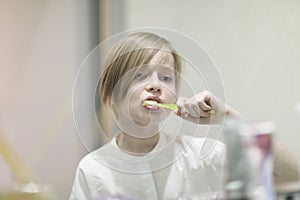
[
  {"left": 132, "top": 118, "right": 160, "bottom": 127},
  {"left": 132, "top": 115, "right": 170, "bottom": 126}
]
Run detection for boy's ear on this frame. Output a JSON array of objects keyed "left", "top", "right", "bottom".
[{"left": 111, "top": 103, "right": 119, "bottom": 120}]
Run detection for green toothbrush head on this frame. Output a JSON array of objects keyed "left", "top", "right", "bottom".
[{"left": 142, "top": 100, "right": 159, "bottom": 107}]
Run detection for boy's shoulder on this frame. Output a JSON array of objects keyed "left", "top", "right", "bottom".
[
  {"left": 174, "top": 134, "right": 227, "bottom": 164},
  {"left": 174, "top": 134, "right": 226, "bottom": 151}
]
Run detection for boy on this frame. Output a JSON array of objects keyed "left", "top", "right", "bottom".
[{"left": 70, "top": 32, "right": 299, "bottom": 200}]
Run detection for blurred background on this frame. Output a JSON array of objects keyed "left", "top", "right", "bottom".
[{"left": 0, "top": 0, "right": 299, "bottom": 199}]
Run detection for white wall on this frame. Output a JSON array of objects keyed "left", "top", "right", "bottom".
[
  {"left": 124, "top": 1, "right": 300, "bottom": 159},
  {"left": 0, "top": 0, "right": 100, "bottom": 198}
]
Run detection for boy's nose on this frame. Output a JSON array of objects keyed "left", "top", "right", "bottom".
[
  {"left": 145, "top": 84, "right": 161, "bottom": 94},
  {"left": 145, "top": 72, "right": 161, "bottom": 94}
]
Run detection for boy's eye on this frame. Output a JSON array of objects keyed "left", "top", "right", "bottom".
[
  {"left": 134, "top": 72, "right": 148, "bottom": 80},
  {"left": 160, "top": 75, "right": 172, "bottom": 82}
]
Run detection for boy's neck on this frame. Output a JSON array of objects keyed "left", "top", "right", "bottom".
[{"left": 116, "top": 132, "right": 160, "bottom": 156}]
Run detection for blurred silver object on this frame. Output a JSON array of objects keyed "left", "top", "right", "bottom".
[
  {"left": 224, "top": 119, "right": 276, "bottom": 200},
  {"left": 224, "top": 119, "right": 251, "bottom": 199}
]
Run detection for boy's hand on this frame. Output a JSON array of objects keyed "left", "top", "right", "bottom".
[{"left": 175, "top": 90, "right": 240, "bottom": 124}]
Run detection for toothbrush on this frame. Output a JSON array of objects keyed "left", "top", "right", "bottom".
[{"left": 143, "top": 100, "right": 216, "bottom": 114}]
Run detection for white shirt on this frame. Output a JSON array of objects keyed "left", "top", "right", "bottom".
[{"left": 69, "top": 133, "right": 226, "bottom": 200}]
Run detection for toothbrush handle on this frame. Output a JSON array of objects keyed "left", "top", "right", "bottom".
[
  {"left": 161, "top": 103, "right": 216, "bottom": 114},
  {"left": 161, "top": 104, "right": 179, "bottom": 111}
]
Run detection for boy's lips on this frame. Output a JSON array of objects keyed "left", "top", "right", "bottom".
[{"left": 144, "top": 96, "right": 162, "bottom": 103}]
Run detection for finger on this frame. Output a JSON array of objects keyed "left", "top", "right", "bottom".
[
  {"left": 179, "top": 112, "right": 201, "bottom": 123},
  {"left": 186, "top": 103, "right": 199, "bottom": 117},
  {"left": 197, "top": 93, "right": 212, "bottom": 109},
  {"left": 190, "top": 103, "right": 209, "bottom": 118},
  {"left": 176, "top": 112, "right": 212, "bottom": 124},
  {"left": 176, "top": 97, "right": 189, "bottom": 116},
  {"left": 198, "top": 100, "right": 212, "bottom": 111}
]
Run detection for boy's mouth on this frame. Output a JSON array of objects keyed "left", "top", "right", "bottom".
[{"left": 143, "top": 96, "right": 162, "bottom": 110}]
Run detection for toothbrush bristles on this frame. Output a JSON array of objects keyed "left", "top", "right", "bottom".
[{"left": 143, "top": 100, "right": 159, "bottom": 106}]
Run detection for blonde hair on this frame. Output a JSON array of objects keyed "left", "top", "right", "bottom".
[{"left": 100, "top": 32, "right": 182, "bottom": 106}]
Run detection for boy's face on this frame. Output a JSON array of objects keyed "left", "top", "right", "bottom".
[{"left": 113, "top": 51, "right": 178, "bottom": 128}]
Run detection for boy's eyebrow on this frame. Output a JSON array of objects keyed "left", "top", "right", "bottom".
[
  {"left": 134, "top": 64, "right": 175, "bottom": 74},
  {"left": 158, "top": 65, "right": 176, "bottom": 72}
]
